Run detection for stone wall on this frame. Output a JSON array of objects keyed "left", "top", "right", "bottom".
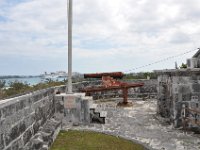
[
  {"left": 156, "top": 69, "right": 200, "bottom": 132},
  {"left": 0, "top": 83, "right": 94, "bottom": 150},
  {"left": 0, "top": 87, "right": 61, "bottom": 150},
  {"left": 54, "top": 93, "right": 91, "bottom": 126}
]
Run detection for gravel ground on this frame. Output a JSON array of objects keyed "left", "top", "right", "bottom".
[{"left": 63, "top": 99, "right": 200, "bottom": 150}]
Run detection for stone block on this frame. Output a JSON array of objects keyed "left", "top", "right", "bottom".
[
  {"left": 23, "top": 128, "right": 33, "bottom": 145},
  {"left": 0, "top": 133, "right": 4, "bottom": 150},
  {"left": 32, "top": 138, "right": 44, "bottom": 150},
  {"left": 0, "top": 118, "right": 11, "bottom": 134},
  {"left": 6, "top": 121, "right": 26, "bottom": 146},
  {"left": 41, "top": 132, "right": 51, "bottom": 143},
  {"left": 12, "top": 111, "right": 24, "bottom": 124},
  {"left": 182, "top": 93, "right": 191, "bottom": 101},
  {"left": 0, "top": 109, "right": 2, "bottom": 120},
  {"left": 33, "top": 92, "right": 45, "bottom": 103},
  {"left": 15, "top": 99, "right": 26, "bottom": 112},
  {"left": 47, "top": 89, "right": 54, "bottom": 96},
  {"left": 43, "top": 91, "right": 48, "bottom": 98},
  {"left": 11, "top": 137, "right": 23, "bottom": 150},
  {"left": 27, "top": 97, "right": 34, "bottom": 106},
  {"left": 54, "top": 96, "right": 64, "bottom": 114},
  {"left": 178, "top": 86, "right": 191, "bottom": 94},
  {"left": 23, "top": 107, "right": 33, "bottom": 117},
  {"left": 33, "top": 122, "right": 40, "bottom": 135},
  {"left": 2, "top": 104, "right": 16, "bottom": 118},
  {"left": 5, "top": 146, "right": 11, "bottom": 150},
  {"left": 192, "top": 84, "right": 200, "bottom": 92},
  {"left": 81, "top": 100, "right": 90, "bottom": 124},
  {"left": 35, "top": 106, "right": 45, "bottom": 122}
]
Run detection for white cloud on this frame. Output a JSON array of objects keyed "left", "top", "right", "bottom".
[{"left": 0, "top": 0, "right": 200, "bottom": 74}]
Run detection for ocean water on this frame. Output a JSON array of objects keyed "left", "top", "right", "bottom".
[{"left": 2, "top": 77, "right": 66, "bottom": 87}]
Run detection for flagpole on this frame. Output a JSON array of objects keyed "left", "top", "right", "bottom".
[{"left": 67, "top": 0, "right": 73, "bottom": 93}]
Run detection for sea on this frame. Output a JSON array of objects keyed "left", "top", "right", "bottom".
[{"left": 2, "top": 77, "right": 66, "bottom": 87}]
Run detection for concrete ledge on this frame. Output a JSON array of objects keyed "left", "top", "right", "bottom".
[{"left": 155, "top": 68, "right": 200, "bottom": 76}]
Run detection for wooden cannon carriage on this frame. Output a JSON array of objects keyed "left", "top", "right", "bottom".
[{"left": 82, "top": 72, "right": 144, "bottom": 106}]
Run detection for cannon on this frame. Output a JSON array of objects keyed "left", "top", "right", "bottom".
[
  {"left": 84, "top": 72, "right": 124, "bottom": 79},
  {"left": 82, "top": 72, "right": 144, "bottom": 106}
]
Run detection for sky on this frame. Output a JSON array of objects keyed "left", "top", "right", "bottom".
[{"left": 0, "top": 0, "right": 200, "bottom": 75}]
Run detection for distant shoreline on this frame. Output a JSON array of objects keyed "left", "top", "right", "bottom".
[
  {"left": 0, "top": 76, "right": 66, "bottom": 87},
  {"left": 0, "top": 75, "right": 42, "bottom": 79}
]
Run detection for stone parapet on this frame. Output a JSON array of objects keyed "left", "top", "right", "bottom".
[
  {"left": 0, "top": 88, "right": 56, "bottom": 150},
  {"left": 156, "top": 70, "right": 200, "bottom": 132}
]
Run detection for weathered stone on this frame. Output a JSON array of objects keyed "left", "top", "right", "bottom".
[
  {"left": 33, "top": 122, "right": 40, "bottom": 135},
  {"left": 0, "top": 133, "right": 4, "bottom": 149},
  {"left": 33, "top": 94, "right": 40, "bottom": 103},
  {"left": 2, "top": 104, "right": 16, "bottom": 118},
  {"left": 23, "top": 128, "right": 33, "bottom": 145},
  {"left": 40, "top": 132, "right": 51, "bottom": 143},
  {"left": 35, "top": 107, "right": 45, "bottom": 122},
  {"left": 26, "top": 114, "right": 35, "bottom": 127},
  {"left": 24, "top": 117, "right": 61, "bottom": 149},
  {"left": 32, "top": 138, "right": 43, "bottom": 150},
  {"left": 41, "top": 145, "right": 48, "bottom": 150},
  {"left": 81, "top": 100, "right": 90, "bottom": 124},
  {"left": 43, "top": 91, "right": 48, "bottom": 98},
  {"left": 192, "top": 84, "right": 200, "bottom": 92},
  {"left": 5, "top": 126, "right": 17, "bottom": 145},
  {"left": 4, "top": 146, "right": 11, "bottom": 150},
  {"left": 18, "top": 121, "right": 26, "bottom": 134},
  {"left": 42, "top": 119, "right": 60, "bottom": 135},
  {"left": 5, "top": 121, "right": 26, "bottom": 146},
  {"left": 0, "top": 86, "right": 64, "bottom": 149},
  {"left": 156, "top": 69, "right": 200, "bottom": 132},
  {"left": 11, "top": 138, "right": 22, "bottom": 150},
  {"left": 0, "top": 109, "right": 2, "bottom": 120},
  {"left": 15, "top": 99, "right": 26, "bottom": 112},
  {"left": 23, "top": 107, "right": 33, "bottom": 117},
  {"left": 55, "top": 96, "right": 64, "bottom": 114}
]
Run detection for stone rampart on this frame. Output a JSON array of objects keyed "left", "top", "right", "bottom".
[
  {"left": 0, "top": 87, "right": 61, "bottom": 150},
  {"left": 156, "top": 69, "right": 200, "bottom": 132}
]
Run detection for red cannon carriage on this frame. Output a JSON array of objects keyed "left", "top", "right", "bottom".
[{"left": 82, "top": 72, "right": 144, "bottom": 106}]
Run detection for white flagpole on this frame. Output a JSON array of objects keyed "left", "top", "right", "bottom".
[{"left": 67, "top": 0, "right": 73, "bottom": 93}]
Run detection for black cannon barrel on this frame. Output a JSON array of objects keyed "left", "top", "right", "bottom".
[{"left": 84, "top": 72, "right": 124, "bottom": 79}]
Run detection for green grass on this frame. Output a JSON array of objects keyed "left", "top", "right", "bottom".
[{"left": 50, "top": 130, "right": 145, "bottom": 150}]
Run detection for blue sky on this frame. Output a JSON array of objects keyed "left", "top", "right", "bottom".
[{"left": 0, "top": 0, "right": 200, "bottom": 75}]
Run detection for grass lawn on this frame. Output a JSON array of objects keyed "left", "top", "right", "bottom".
[{"left": 50, "top": 130, "right": 145, "bottom": 150}]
